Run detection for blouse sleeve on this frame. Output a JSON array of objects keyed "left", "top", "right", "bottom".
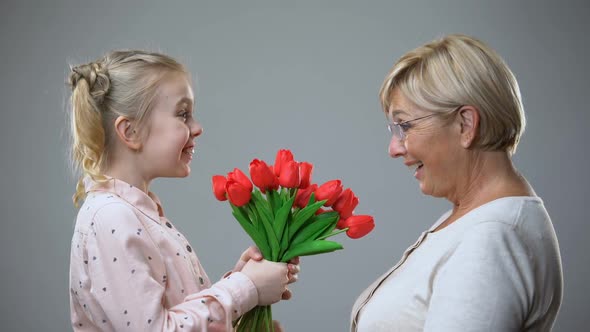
[
  {"left": 423, "top": 221, "right": 533, "bottom": 332},
  {"left": 83, "top": 202, "right": 258, "bottom": 331}
]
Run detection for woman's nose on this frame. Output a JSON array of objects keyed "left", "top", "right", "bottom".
[{"left": 388, "top": 135, "right": 406, "bottom": 158}]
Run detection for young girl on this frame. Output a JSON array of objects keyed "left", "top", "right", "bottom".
[{"left": 67, "top": 50, "right": 299, "bottom": 331}]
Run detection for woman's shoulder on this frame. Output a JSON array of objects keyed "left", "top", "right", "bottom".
[
  {"left": 461, "top": 196, "right": 546, "bottom": 229},
  {"left": 456, "top": 196, "right": 556, "bottom": 251}
]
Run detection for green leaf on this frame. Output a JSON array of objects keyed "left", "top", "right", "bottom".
[
  {"left": 251, "top": 190, "right": 274, "bottom": 224},
  {"left": 290, "top": 197, "right": 326, "bottom": 239},
  {"left": 274, "top": 194, "right": 295, "bottom": 244},
  {"left": 280, "top": 187, "right": 288, "bottom": 203},
  {"left": 267, "top": 190, "right": 281, "bottom": 217},
  {"left": 279, "top": 212, "right": 292, "bottom": 258},
  {"left": 251, "top": 192, "right": 279, "bottom": 260},
  {"left": 280, "top": 240, "right": 343, "bottom": 262},
  {"left": 290, "top": 211, "right": 339, "bottom": 246},
  {"left": 254, "top": 189, "right": 291, "bottom": 247},
  {"left": 230, "top": 203, "right": 250, "bottom": 225},
  {"left": 244, "top": 204, "right": 259, "bottom": 229},
  {"left": 230, "top": 205, "right": 271, "bottom": 258},
  {"left": 307, "top": 191, "right": 316, "bottom": 205},
  {"left": 316, "top": 211, "right": 340, "bottom": 239}
]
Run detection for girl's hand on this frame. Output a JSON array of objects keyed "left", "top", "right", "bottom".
[
  {"left": 241, "top": 260, "right": 289, "bottom": 305},
  {"left": 273, "top": 320, "right": 285, "bottom": 332},
  {"left": 282, "top": 256, "right": 300, "bottom": 300},
  {"left": 233, "top": 248, "right": 300, "bottom": 301},
  {"left": 232, "top": 246, "right": 263, "bottom": 272}
]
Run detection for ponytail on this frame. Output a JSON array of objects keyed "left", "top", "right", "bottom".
[{"left": 68, "top": 62, "right": 110, "bottom": 206}]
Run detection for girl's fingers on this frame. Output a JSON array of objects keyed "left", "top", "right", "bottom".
[
  {"left": 288, "top": 263, "right": 300, "bottom": 274},
  {"left": 281, "top": 288, "right": 292, "bottom": 300},
  {"left": 287, "top": 273, "right": 298, "bottom": 284},
  {"left": 241, "top": 246, "right": 263, "bottom": 261}
]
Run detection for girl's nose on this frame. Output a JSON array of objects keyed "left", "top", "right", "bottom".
[{"left": 190, "top": 120, "right": 203, "bottom": 137}]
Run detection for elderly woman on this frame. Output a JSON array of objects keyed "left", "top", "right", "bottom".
[{"left": 351, "top": 34, "right": 563, "bottom": 331}]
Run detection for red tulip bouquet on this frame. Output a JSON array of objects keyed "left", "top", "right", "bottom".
[{"left": 211, "top": 149, "right": 375, "bottom": 331}]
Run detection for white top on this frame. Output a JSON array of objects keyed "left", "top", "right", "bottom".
[{"left": 351, "top": 196, "right": 563, "bottom": 332}]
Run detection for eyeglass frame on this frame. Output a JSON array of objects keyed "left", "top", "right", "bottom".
[{"left": 387, "top": 105, "right": 464, "bottom": 141}]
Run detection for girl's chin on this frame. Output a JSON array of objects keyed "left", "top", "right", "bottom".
[
  {"left": 178, "top": 166, "right": 191, "bottom": 177},
  {"left": 165, "top": 165, "right": 191, "bottom": 178}
]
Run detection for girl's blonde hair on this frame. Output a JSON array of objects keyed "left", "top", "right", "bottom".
[
  {"left": 379, "top": 34, "right": 525, "bottom": 155},
  {"left": 67, "top": 50, "right": 187, "bottom": 206}
]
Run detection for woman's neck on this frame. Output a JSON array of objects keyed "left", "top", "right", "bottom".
[{"left": 436, "top": 150, "right": 535, "bottom": 232}]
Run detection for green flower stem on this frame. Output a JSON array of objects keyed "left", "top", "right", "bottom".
[
  {"left": 235, "top": 305, "right": 273, "bottom": 332},
  {"left": 316, "top": 228, "right": 348, "bottom": 240}
]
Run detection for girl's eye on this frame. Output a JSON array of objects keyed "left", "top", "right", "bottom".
[{"left": 179, "top": 111, "right": 189, "bottom": 122}]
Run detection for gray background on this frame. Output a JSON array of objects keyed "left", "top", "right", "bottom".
[{"left": 1, "top": 0, "right": 588, "bottom": 331}]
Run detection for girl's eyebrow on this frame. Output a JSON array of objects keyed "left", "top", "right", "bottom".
[{"left": 175, "top": 97, "right": 193, "bottom": 106}]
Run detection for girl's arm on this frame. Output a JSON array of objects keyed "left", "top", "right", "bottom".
[{"left": 74, "top": 202, "right": 257, "bottom": 331}]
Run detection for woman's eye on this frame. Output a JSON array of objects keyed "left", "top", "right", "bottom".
[
  {"left": 400, "top": 123, "right": 412, "bottom": 132},
  {"left": 179, "top": 111, "right": 189, "bottom": 121}
]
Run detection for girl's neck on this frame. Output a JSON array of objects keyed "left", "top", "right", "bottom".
[{"left": 104, "top": 162, "right": 152, "bottom": 194}]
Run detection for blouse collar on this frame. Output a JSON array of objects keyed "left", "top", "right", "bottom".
[{"left": 84, "top": 176, "right": 164, "bottom": 223}]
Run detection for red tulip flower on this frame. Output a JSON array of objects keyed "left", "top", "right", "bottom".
[
  {"left": 341, "top": 215, "right": 375, "bottom": 239},
  {"left": 299, "top": 162, "right": 313, "bottom": 189},
  {"left": 212, "top": 175, "right": 228, "bottom": 201},
  {"left": 273, "top": 149, "right": 294, "bottom": 177},
  {"left": 294, "top": 184, "right": 317, "bottom": 208},
  {"left": 225, "top": 180, "right": 252, "bottom": 207},
  {"left": 336, "top": 218, "right": 347, "bottom": 229},
  {"left": 315, "top": 180, "right": 343, "bottom": 206},
  {"left": 332, "top": 188, "right": 359, "bottom": 219},
  {"left": 249, "top": 159, "right": 276, "bottom": 192},
  {"left": 279, "top": 160, "right": 300, "bottom": 188},
  {"left": 228, "top": 168, "right": 253, "bottom": 192}
]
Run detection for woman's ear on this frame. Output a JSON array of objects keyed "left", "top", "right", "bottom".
[
  {"left": 458, "top": 106, "right": 480, "bottom": 149},
  {"left": 114, "top": 116, "right": 142, "bottom": 150}
]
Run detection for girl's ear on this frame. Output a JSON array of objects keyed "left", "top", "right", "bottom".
[
  {"left": 114, "top": 116, "right": 142, "bottom": 150},
  {"left": 457, "top": 105, "right": 480, "bottom": 149}
]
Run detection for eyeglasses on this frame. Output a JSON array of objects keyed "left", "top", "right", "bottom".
[{"left": 387, "top": 105, "right": 463, "bottom": 141}]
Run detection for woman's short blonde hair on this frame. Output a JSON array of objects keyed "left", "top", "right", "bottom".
[{"left": 379, "top": 34, "right": 525, "bottom": 155}]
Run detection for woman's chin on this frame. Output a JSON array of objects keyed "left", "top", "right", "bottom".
[
  {"left": 418, "top": 180, "right": 434, "bottom": 197},
  {"left": 419, "top": 184, "right": 430, "bottom": 196}
]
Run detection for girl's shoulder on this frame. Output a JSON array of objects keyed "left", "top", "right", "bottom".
[{"left": 76, "top": 192, "right": 142, "bottom": 231}]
